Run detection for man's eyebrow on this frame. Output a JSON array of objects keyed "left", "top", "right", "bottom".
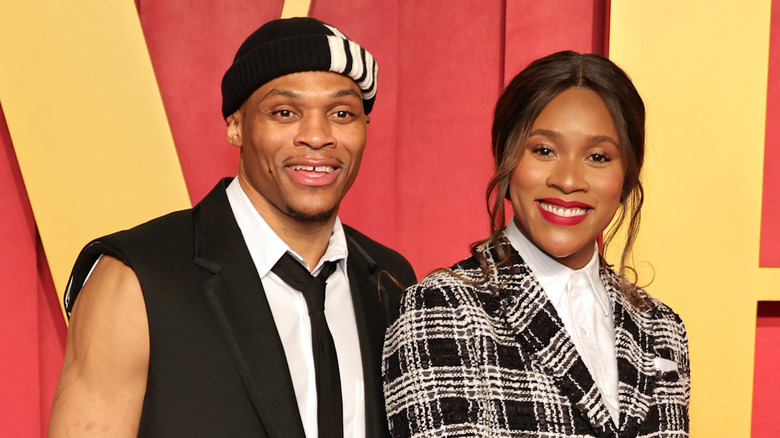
[
  {"left": 263, "top": 89, "right": 299, "bottom": 100},
  {"left": 259, "top": 88, "right": 361, "bottom": 101},
  {"left": 331, "top": 88, "right": 362, "bottom": 100}
]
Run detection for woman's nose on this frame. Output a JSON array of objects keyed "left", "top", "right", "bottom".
[{"left": 546, "top": 158, "right": 589, "bottom": 193}]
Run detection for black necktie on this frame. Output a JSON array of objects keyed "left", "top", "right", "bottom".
[{"left": 272, "top": 253, "right": 343, "bottom": 438}]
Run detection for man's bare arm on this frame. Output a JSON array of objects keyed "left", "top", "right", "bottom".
[{"left": 49, "top": 255, "right": 149, "bottom": 437}]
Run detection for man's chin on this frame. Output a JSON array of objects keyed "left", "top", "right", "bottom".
[{"left": 286, "top": 205, "right": 338, "bottom": 223}]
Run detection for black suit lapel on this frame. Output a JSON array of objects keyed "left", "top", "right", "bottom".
[
  {"left": 346, "top": 234, "right": 392, "bottom": 438},
  {"left": 194, "top": 180, "right": 306, "bottom": 438}
]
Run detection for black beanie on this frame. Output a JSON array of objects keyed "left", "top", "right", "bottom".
[{"left": 221, "top": 17, "right": 378, "bottom": 118}]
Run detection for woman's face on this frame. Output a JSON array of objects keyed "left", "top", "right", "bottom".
[{"left": 508, "top": 87, "right": 626, "bottom": 269}]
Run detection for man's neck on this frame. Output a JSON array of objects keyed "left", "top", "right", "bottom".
[
  {"left": 267, "top": 215, "right": 336, "bottom": 272},
  {"left": 238, "top": 179, "right": 336, "bottom": 271}
]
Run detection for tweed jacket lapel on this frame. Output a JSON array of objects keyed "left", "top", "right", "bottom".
[
  {"left": 497, "top": 246, "right": 619, "bottom": 438},
  {"left": 605, "top": 276, "right": 659, "bottom": 437},
  {"left": 195, "top": 180, "right": 306, "bottom": 438}
]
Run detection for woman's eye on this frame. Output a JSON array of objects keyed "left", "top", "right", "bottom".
[
  {"left": 532, "top": 146, "right": 554, "bottom": 157},
  {"left": 590, "top": 153, "right": 611, "bottom": 163}
]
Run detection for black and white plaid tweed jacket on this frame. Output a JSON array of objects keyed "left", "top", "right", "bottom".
[{"left": 383, "top": 243, "right": 689, "bottom": 438}]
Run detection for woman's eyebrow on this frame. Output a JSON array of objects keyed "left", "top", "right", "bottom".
[
  {"left": 590, "top": 134, "right": 618, "bottom": 146},
  {"left": 529, "top": 128, "right": 558, "bottom": 137},
  {"left": 530, "top": 129, "right": 618, "bottom": 146}
]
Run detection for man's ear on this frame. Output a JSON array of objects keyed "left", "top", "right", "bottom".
[{"left": 225, "top": 112, "right": 242, "bottom": 147}]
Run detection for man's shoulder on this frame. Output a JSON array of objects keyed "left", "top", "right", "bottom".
[
  {"left": 113, "top": 208, "right": 194, "bottom": 239},
  {"left": 65, "top": 180, "right": 234, "bottom": 315},
  {"left": 75, "top": 208, "right": 196, "bottom": 270},
  {"left": 65, "top": 209, "right": 197, "bottom": 314},
  {"left": 93, "top": 178, "right": 233, "bottom": 252}
]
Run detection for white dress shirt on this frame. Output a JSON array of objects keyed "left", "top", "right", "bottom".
[
  {"left": 226, "top": 178, "right": 365, "bottom": 438},
  {"left": 504, "top": 220, "right": 619, "bottom": 425}
]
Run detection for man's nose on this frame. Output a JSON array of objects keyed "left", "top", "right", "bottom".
[{"left": 293, "top": 114, "right": 335, "bottom": 149}]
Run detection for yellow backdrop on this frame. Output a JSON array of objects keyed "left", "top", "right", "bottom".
[
  {"left": 0, "top": 0, "right": 190, "bottom": 319},
  {"left": 610, "top": 0, "right": 780, "bottom": 435}
]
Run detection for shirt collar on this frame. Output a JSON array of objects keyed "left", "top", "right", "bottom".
[
  {"left": 225, "top": 177, "right": 348, "bottom": 277},
  {"left": 504, "top": 220, "right": 610, "bottom": 317}
]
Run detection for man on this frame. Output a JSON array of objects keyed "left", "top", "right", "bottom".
[{"left": 49, "top": 17, "right": 416, "bottom": 437}]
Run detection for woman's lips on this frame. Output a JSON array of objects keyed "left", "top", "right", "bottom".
[
  {"left": 536, "top": 198, "right": 591, "bottom": 226},
  {"left": 539, "top": 197, "right": 592, "bottom": 209}
]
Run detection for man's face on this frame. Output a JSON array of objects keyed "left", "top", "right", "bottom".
[{"left": 227, "top": 71, "right": 368, "bottom": 224}]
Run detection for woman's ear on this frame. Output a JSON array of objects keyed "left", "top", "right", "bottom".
[{"left": 225, "top": 112, "right": 242, "bottom": 147}]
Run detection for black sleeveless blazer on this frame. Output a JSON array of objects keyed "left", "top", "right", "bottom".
[{"left": 65, "top": 178, "right": 416, "bottom": 437}]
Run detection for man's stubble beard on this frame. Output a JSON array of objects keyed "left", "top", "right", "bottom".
[{"left": 286, "top": 204, "right": 339, "bottom": 223}]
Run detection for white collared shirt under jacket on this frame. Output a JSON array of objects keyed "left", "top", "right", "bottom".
[
  {"left": 226, "top": 178, "right": 366, "bottom": 438},
  {"left": 505, "top": 220, "right": 620, "bottom": 425}
]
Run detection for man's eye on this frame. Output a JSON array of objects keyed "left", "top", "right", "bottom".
[
  {"left": 275, "top": 110, "right": 293, "bottom": 118},
  {"left": 335, "top": 110, "right": 352, "bottom": 118}
]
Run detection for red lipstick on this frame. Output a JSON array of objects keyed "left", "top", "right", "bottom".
[
  {"left": 539, "top": 198, "right": 592, "bottom": 209},
  {"left": 536, "top": 198, "right": 591, "bottom": 226}
]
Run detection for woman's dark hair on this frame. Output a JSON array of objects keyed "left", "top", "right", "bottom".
[{"left": 475, "top": 50, "right": 651, "bottom": 310}]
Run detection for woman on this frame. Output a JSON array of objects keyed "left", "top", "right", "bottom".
[{"left": 383, "top": 51, "right": 690, "bottom": 438}]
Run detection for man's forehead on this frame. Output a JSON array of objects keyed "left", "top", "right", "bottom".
[{"left": 252, "top": 71, "right": 363, "bottom": 101}]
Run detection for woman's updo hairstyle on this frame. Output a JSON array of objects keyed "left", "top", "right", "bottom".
[{"left": 476, "top": 50, "right": 650, "bottom": 309}]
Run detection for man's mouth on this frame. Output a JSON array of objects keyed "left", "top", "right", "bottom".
[
  {"left": 285, "top": 162, "right": 341, "bottom": 187},
  {"left": 288, "top": 164, "right": 335, "bottom": 173}
]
